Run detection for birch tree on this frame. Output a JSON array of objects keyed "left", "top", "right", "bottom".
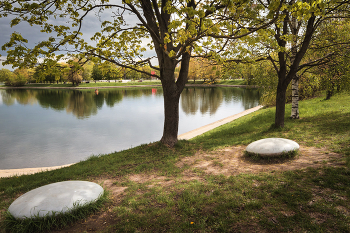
[{"left": 289, "top": 1, "right": 350, "bottom": 119}]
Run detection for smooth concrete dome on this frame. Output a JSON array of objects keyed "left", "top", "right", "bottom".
[
  {"left": 8, "top": 181, "right": 104, "bottom": 219},
  {"left": 246, "top": 138, "right": 299, "bottom": 156}
]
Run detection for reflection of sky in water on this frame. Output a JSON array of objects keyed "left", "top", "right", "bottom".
[{"left": 0, "top": 88, "right": 259, "bottom": 169}]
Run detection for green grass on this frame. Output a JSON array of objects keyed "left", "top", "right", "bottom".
[
  {"left": 0, "top": 92, "right": 349, "bottom": 232},
  {"left": 193, "top": 92, "right": 350, "bottom": 156},
  {"left": 217, "top": 79, "right": 247, "bottom": 85},
  {"left": 186, "top": 79, "right": 247, "bottom": 85},
  {"left": 244, "top": 149, "right": 299, "bottom": 163},
  {"left": 22, "top": 80, "right": 162, "bottom": 88},
  {"left": 2, "top": 79, "right": 249, "bottom": 88}
]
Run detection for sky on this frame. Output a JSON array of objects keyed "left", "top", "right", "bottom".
[{"left": 0, "top": 5, "right": 156, "bottom": 71}]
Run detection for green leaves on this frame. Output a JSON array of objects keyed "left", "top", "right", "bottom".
[{"left": 10, "top": 18, "right": 21, "bottom": 27}]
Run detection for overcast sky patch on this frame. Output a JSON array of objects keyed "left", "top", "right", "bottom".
[{"left": 1, "top": 4, "right": 157, "bottom": 70}]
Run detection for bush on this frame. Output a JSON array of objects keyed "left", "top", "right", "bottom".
[{"left": 5, "top": 73, "right": 27, "bottom": 87}]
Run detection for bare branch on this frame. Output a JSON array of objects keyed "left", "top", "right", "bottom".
[
  {"left": 299, "top": 52, "right": 334, "bottom": 70},
  {"left": 86, "top": 51, "right": 160, "bottom": 79}
]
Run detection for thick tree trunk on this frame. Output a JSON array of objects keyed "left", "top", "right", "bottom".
[
  {"left": 291, "top": 77, "right": 299, "bottom": 119},
  {"left": 158, "top": 54, "right": 181, "bottom": 147},
  {"left": 159, "top": 53, "right": 190, "bottom": 147},
  {"left": 275, "top": 82, "right": 287, "bottom": 127},
  {"left": 160, "top": 85, "right": 180, "bottom": 147}
]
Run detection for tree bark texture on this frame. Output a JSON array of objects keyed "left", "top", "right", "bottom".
[
  {"left": 290, "top": 13, "right": 300, "bottom": 119},
  {"left": 160, "top": 85, "right": 181, "bottom": 147},
  {"left": 275, "top": 80, "right": 287, "bottom": 127},
  {"left": 291, "top": 77, "right": 300, "bottom": 119}
]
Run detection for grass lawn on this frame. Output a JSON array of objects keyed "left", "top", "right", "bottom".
[
  {"left": 21, "top": 80, "right": 162, "bottom": 88},
  {"left": 186, "top": 79, "right": 247, "bottom": 85},
  {"left": 216, "top": 79, "right": 247, "bottom": 85},
  {"left": 1, "top": 79, "right": 247, "bottom": 89},
  {"left": 0, "top": 92, "right": 349, "bottom": 232}
]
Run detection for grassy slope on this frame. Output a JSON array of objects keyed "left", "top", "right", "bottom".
[{"left": 0, "top": 92, "right": 349, "bottom": 232}]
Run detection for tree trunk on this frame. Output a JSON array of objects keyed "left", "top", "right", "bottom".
[
  {"left": 160, "top": 84, "right": 180, "bottom": 147},
  {"left": 159, "top": 60, "right": 182, "bottom": 147},
  {"left": 275, "top": 81, "right": 287, "bottom": 128},
  {"left": 159, "top": 53, "right": 190, "bottom": 147},
  {"left": 326, "top": 82, "right": 335, "bottom": 100},
  {"left": 291, "top": 76, "right": 299, "bottom": 119}
]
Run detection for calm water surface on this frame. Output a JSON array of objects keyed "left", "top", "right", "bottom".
[{"left": 0, "top": 87, "right": 260, "bottom": 169}]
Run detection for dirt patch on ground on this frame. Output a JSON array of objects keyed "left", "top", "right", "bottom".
[
  {"left": 176, "top": 145, "right": 345, "bottom": 176},
  {"left": 53, "top": 145, "right": 345, "bottom": 232},
  {"left": 128, "top": 174, "right": 175, "bottom": 187}
]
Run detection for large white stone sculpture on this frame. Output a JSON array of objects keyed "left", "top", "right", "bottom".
[
  {"left": 246, "top": 138, "right": 299, "bottom": 156},
  {"left": 8, "top": 181, "right": 104, "bottom": 219}
]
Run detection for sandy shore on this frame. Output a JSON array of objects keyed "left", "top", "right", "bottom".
[
  {"left": 178, "top": 105, "right": 263, "bottom": 140},
  {"left": 0, "top": 164, "right": 74, "bottom": 178},
  {"left": 0, "top": 105, "right": 263, "bottom": 178}
]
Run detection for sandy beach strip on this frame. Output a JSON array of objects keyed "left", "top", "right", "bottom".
[{"left": 0, "top": 164, "right": 74, "bottom": 178}]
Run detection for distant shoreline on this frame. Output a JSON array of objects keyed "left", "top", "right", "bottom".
[{"left": 0, "top": 83, "right": 258, "bottom": 89}]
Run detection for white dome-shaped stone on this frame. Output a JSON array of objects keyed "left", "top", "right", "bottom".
[
  {"left": 8, "top": 181, "right": 104, "bottom": 219},
  {"left": 246, "top": 138, "right": 299, "bottom": 156}
]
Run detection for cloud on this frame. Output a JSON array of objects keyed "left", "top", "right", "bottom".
[{"left": 1, "top": 5, "right": 158, "bottom": 69}]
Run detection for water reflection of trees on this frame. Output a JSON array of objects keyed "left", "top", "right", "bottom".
[
  {"left": 181, "top": 87, "right": 223, "bottom": 115},
  {"left": 181, "top": 88, "right": 199, "bottom": 114},
  {"left": 1, "top": 89, "right": 37, "bottom": 106},
  {"left": 123, "top": 88, "right": 163, "bottom": 98},
  {"left": 0, "top": 88, "right": 165, "bottom": 119},
  {"left": 104, "top": 91, "right": 123, "bottom": 107},
  {"left": 1, "top": 87, "right": 259, "bottom": 118},
  {"left": 66, "top": 90, "right": 98, "bottom": 119},
  {"left": 36, "top": 90, "right": 69, "bottom": 111},
  {"left": 181, "top": 87, "right": 260, "bottom": 115},
  {"left": 220, "top": 88, "right": 260, "bottom": 109}
]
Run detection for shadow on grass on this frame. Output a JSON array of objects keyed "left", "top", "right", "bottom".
[
  {"left": 299, "top": 112, "right": 350, "bottom": 134},
  {"left": 241, "top": 150, "right": 299, "bottom": 165},
  {"left": 297, "top": 111, "right": 350, "bottom": 155},
  {"left": 192, "top": 108, "right": 284, "bottom": 150},
  {"left": 193, "top": 101, "right": 349, "bottom": 157},
  {"left": 109, "top": 167, "right": 350, "bottom": 232}
]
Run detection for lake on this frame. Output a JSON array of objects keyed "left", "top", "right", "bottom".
[{"left": 0, "top": 87, "right": 260, "bottom": 169}]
